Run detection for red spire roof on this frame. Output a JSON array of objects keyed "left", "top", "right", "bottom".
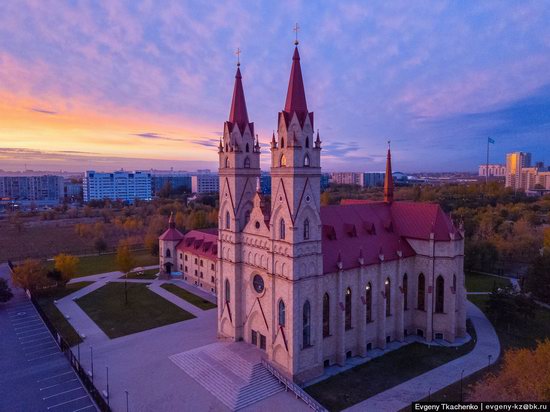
[
  {"left": 228, "top": 66, "right": 249, "bottom": 133},
  {"left": 384, "top": 145, "right": 394, "bottom": 203},
  {"left": 284, "top": 47, "right": 308, "bottom": 116}
]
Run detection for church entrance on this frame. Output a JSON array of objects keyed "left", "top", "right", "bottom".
[
  {"left": 164, "top": 262, "right": 173, "bottom": 275},
  {"left": 251, "top": 330, "right": 266, "bottom": 351}
]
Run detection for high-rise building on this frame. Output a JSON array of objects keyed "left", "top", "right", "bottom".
[
  {"left": 330, "top": 172, "right": 362, "bottom": 185},
  {"left": 191, "top": 173, "right": 219, "bottom": 194},
  {"left": 0, "top": 175, "right": 64, "bottom": 206},
  {"left": 363, "top": 172, "right": 385, "bottom": 187},
  {"left": 152, "top": 173, "right": 192, "bottom": 196},
  {"left": 83, "top": 171, "right": 152, "bottom": 203},
  {"left": 505, "top": 152, "right": 531, "bottom": 189}
]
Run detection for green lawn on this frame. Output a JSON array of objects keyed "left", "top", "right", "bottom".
[
  {"left": 307, "top": 321, "right": 476, "bottom": 412},
  {"left": 465, "top": 272, "right": 511, "bottom": 293},
  {"left": 35, "top": 281, "right": 93, "bottom": 347},
  {"left": 75, "top": 282, "right": 195, "bottom": 338},
  {"left": 121, "top": 268, "right": 158, "bottom": 280},
  {"left": 160, "top": 283, "right": 217, "bottom": 310},
  {"left": 47, "top": 249, "right": 158, "bottom": 278}
]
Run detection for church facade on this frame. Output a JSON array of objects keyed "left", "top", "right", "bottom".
[{"left": 160, "top": 43, "right": 466, "bottom": 384}]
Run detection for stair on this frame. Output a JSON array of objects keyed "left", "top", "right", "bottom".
[{"left": 170, "top": 343, "right": 284, "bottom": 410}]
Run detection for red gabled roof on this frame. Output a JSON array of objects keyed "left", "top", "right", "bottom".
[
  {"left": 320, "top": 203, "right": 416, "bottom": 274},
  {"left": 391, "top": 202, "right": 462, "bottom": 241},
  {"left": 159, "top": 227, "right": 184, "bottom": 241},
  {"left": 176, "top": 228, "right": 218, "bottom": 260}
]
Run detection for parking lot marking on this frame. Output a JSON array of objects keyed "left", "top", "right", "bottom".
[
  {"left": 43, "top": 386, "right": 84, "bottom": 400},
  {"left": 27, "top": 352, "right": 59, "bottom": 361},
  {"left": 37, "top": 371, "right": 73, "bottom": 382},
  {"left": 26, "top": 347, "right": 58, "bottom": 356},
  {"left": 40, "top": 378, "right": 78, "bottom": 391},
  {"left": 19, "top": 336, "right": 53, "bottom": 345},
  {"left": 46, "top": 395, "right": 88, "bottom": 410},
  {"left": 14, "top": 323, "right": 43, "bottom": 331},
  {"left": 72, "top": 405, "right": 95, "bottom": 412},
  {"left": 18, "top": 331, "right": 49, "bottom": 340},
  {"left": 17, "top": 328, "right": 47, "bottom": 335},
  {"left": 11, "top": 318, "right": 41, "bottom": 326}
]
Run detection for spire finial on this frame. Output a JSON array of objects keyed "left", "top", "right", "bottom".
[
  {"left": 293, "top": 23, "right": 300, "bottom": 45},
  {"left": 387, "top": 139, "right": 391, "bottom": 150},
  {"left": 235, "top": 47, "right": 241, "bottom": 67}
]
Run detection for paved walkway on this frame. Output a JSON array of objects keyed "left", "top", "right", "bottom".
[{"left": 344, "top": 301, "right": 501, "bottom": 412}]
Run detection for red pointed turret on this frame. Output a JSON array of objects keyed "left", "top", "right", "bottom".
[
  {"left": 228, "top": 66, "right": 250, "bottom": 133},
  {"left": 384, "top": 143, "right": 394, "bottom": 203},
  {"left": 284, "top": 47, "right": 308, "bottom": 117}
]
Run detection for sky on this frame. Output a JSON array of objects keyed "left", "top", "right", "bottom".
[{"left": 1, "top": 1, "right": 549, "bottom": 173}]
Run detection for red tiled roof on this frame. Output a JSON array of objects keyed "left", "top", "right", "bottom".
[
  {"left": 176, "top": 229, "right": 218, "bottom": 260},
  {"left": 228, "top": 67, "right": 250, "bottom": 134},
  {"left": 159, "top": 227, "right": 184, "bottom": 241},
  {"left": 320, "top": 203, "right": 416, "bottom": 273}
]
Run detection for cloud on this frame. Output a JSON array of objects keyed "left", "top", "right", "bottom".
[
  {"left": 132, "top": 132, "right": 186, "bottom": 142},
  {"left": 29, "top": 107, "right": 57, "bottom": 115},
  {"left": 191, "top": 138, "right": 220, "bottom": 148}
]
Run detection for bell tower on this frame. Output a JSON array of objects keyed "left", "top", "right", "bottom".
[{"left": 218, "top": 59, "right": 260, "bottom": 340}]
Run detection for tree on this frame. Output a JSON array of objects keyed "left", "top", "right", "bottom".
[
  {"left": 93, "top": 237, "right": 108, "bottom": 255},
  {"left": 524, "top": 254, "right": 550, "bottom": 304},
  {"left": 54, "top": 254, "right": 80, "bottom": 284},
  {"left": 0, "top": 278, "right": 13, "bottom": 303},
  {"left": 12, "top": 259, "right": 49, "bottom": 292},
  {"left": 116, "top": 243, "right": 136, "bottom": 305},
  {"left": 468, "top": 339, "right": 550, "bottom": 401}
]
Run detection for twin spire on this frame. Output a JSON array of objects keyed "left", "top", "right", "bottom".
[
  {"left": 384, "top": 142, "right": 394, "bottom": 203},
  {"left": 227, "top": 44, "right": 309, "bottom": 130}
]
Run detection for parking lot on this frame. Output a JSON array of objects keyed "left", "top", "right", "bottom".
[{"left": 0, "top": 264, "right": 97, "bottom": 412}]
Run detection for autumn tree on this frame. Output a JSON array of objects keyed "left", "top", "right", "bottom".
[
  {"left": 0, "top": 278, "right": 14, "bottom": 303},
  {"left": 54, "top": 253, "right": 80, "bottom": 284},
  {"left": 116, "top": 242, "right": 136, "bottom": 305},
  {"left": 93, "top": 237, "right": 108, "bottom": 255},
  {"left": 468, "top": 339, "right": 550, "bottom": 401},
  {"left": 524, "top": 254, "right": 550, "bottom": 304},
  {"left": 12, "top": 259, "right": 50, "bottom": 292}
]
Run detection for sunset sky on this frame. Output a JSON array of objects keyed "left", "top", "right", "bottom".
[{"left": 1, "top": 1, "right": 549, "bottom": 172}]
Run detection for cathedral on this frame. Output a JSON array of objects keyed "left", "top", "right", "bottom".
[{"left": 159, "top": 42, "right": 467, "bottom": 384}]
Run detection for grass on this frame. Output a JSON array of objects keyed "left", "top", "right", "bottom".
[
  {"left": 306, "top": 320, "right": 476, "bottom": 412},
  {"left": 75, "top": 282, "right": 195, "bottom": 338},
  {"left": 160, "top": 283, "right": 217, "bottom": 310},
  {"left": 399, "top": 295, "right": 550, "bottom": 410},
  {"left": 465, "top": 272, "right": 511, "bottom": 293},
  {"left": 35, "top": 281, "right": 93, "bottom": 347},
  {"left": 121, "top": 268, "right": 158, "bottom": 280},
  {"left": 46, "top": 249, "right": 158, "bottom": 278}
]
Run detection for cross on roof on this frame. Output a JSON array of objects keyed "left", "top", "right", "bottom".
[
  {"left": 235, "top": 48, "right": 241, "bottom": 66},
  {"left": 293, "top": 23, "right": 300, "bottom": 45}
]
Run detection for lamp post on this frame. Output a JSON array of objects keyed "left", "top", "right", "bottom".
[
  {"left": 488, "top": 354, "right": 492, "bottom": 367},
  {"left": 125, "top": 390, "right": 129, "bottom": 412},
  {"left": 460, "top": 369, "right": 465, "bottom": 402},
  {"left": 90, "top": 346, "right": 94, "bottom": 383},
  {"left": 106, "top": 366, "right": 110, "bottom": 406}
]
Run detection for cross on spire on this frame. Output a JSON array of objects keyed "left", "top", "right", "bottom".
[
  {"left": 293, "top": 23, "right": 300, "bottom": 45},
  {"left": 387, "top": 139, "right": 391, "bottom": 149},
  {"left": 235, "top": 48, "right": 241, "bottom": 66}
]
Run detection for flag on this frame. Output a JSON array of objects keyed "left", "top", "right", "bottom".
[{"left": 488, "top": 137, "right": 495, "bottom": 144}]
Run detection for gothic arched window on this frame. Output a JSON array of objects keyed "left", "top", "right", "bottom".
[
  {"left": 165, "top": 248, "right": 171, "bottom": 258},
  {"left": 280, "top": 154, "right": 287, "bottom": 167},
  {"left": 303, "top": 218, "right": 310, "bottom": 240},
  {"left": 244, "top": 157, "right": 250, "bottom": 168},
  {"left": 323, "top": 293, "right": 330, "bottom": 337},
  {"left": 453, "top": 274, "right": 457, "bottom": 291},
  {"left": 385, "top": 278, "right": 391, "bottom": 317},
  {"left": 278, "top": 300, "right": 285, "bottom": 327},
  {"left": 403, "top": 273, "right": 408, "bottom": 310},
  {"left": 304, "top": 154, "right": 310, "bottom": 167},
  {"left": 281, "top": 137, "right": 285, "bottom": 148},
  {"left": 225, "top": 211, "right": 230, "bottom": 229},
  {"left": 436, "top": 275, "right": 444, "bottom": 313},
  {"left": 246, "top": 142, "right": 250, "bottom": 152},
  {"left": 303, "top": 300, "right": 311, "bottom": 347},
  {"left": 345, "top": 287, "right": 352, "bottom": 330},
  {"left": 366, "top": 283, "right": 372, "bottom": 322},
  {"left": 225, "top": 279, "right": 230, "bottom": 303},
  {"left": 418, "top": 273, "right": 425, "bottom": 310},
  {"left": 279, "top": 219, "right": 286, "bottom": 240},
  {"left": 305, "top": 136, "right": 309, "bottom": 148}
]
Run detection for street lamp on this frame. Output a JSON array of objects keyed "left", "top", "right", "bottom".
[
  {"left": 460, "top": 369, "right": 465, "bottom": 402},
  {"left": 89, "top": 346, "right": 94, "bottom": 383},
  {"left": 125, "top": 390, "right": 129, "bottom": 412},
  {"left": 488, "top": 354, "right": 492, "bottom": 367}
]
